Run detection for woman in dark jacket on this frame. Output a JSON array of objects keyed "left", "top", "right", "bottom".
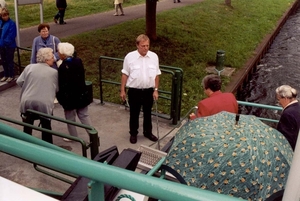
[
  {"left": 276, "top": 85, "right": 300, "bottom": 151},
  {"left": 56, "top": 42, "right": 92, "bottom": 141}
]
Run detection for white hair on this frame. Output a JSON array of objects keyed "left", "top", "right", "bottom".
[
  {"left": 36, "top": 48, "right": 53, "bottom": 63},
  {"left": 58, "top": 42, "right": 75, "bottom": 57},
  {"left": 276, "top": 85, "right": 297, "bottom": 99}
]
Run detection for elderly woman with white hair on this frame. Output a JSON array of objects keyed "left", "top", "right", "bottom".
[
  {"left": 56, "top": 42, "right": 92, "bottom": 141},
  {"left": 276, "top": 85, "right": 300, "bottom": 150},
  {"left": 17, "top": 48, "right": 58, "bottom": 143}
]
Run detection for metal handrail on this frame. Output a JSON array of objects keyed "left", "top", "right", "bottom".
[
  {"left": 237, "top": 100, "right": 282, "bottom": 123},
  {"left": 98, "top": 56, "right": 183, "bottom": 125},
  {"left": 26, "top": 109, "right": 99, "bottom": 159},
  {"left": 0, "top": 114, "right": 88, "bottom": 157},
  {"left": 15, "top": 46, "right": 31, "bottom": 74},
  {"left": 0, "top": 133, "right": 246, "bottom": 201},
  {"left": 0, "top": 111, "right": 99, "bottom": 184}
]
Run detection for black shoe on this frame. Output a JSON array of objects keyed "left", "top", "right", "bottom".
[
  {"left": 130, "top": 135, "right": 137, "bottom": 144},
  {"left": 144, "top": 133, "right": 158, "bottom": 142},
  {"left": 59, "top": 21, "right": 67, "bottom": 25},
  {"left": 53, "top": 17, "right": 58, "bottom": 24}
]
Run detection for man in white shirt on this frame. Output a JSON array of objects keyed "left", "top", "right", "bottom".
[{"left": 120, "top": 34, "right": 161, "bottom": 144}]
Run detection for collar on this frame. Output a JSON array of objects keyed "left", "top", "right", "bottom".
[
  {"left": 64, "top": 57, "right": 72, "bottom": 62},
  {"left": 284, "top": 99, "right": 298, "bottom": 110},
  {"left": 209, "top": 90, "right": 222, "bottom": 97}
]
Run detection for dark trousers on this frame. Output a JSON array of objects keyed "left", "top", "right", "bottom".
[
  {"left": 22, "top": 113, "right": 53, "bottom": 144},
  {"left": 54, "top": 8, "right": 66, "bottom": 24},
  {"left": 0, "top": 47, "right": 15, "bottom": 77},
  {"left": 128, "top": 88, "right": 154, "bottom": 136}
]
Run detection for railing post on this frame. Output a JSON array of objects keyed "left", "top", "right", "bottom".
[
  {"left": 16, "top": 47, "right": 22, "bottom": 74},
  {"left": 99, "top": 57, "right": 104, "bottom": 105},
  {"left": 88, "top": 180, "right": 105, "bottom": 201},
  {"left": 88, "top": 129, "right": 100, "bottom": 159},
  {"left": 171, "top": 70, "right": 182, "bottom": 125}
]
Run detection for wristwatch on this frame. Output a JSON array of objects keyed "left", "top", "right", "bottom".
[{"left": 154, "top": 88, "right": 158, "bottom": 91}]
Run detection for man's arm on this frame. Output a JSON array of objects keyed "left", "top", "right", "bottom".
[
  {"left": 153, "top": 75, "right": 159, "bottom": 100},
  {"left": 120, "top": 73, "right": 128, "bottom": 101}
]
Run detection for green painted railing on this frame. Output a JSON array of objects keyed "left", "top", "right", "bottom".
[
  {"left": 0, "top": 131, "right": 245, "bottom": 201},
  {"left": 237, "top": 100, "right": 282, "bottom": 123},
  {"left": 98, "top": 56, "right": 183, "bottom": 125},
  {"left": 0, "top": 110, "right": 100, "bottom": 184}
]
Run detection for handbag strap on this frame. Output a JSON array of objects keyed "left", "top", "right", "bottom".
[
  {"left": 160, "top": 164, "right": 187, "bottom": 185},
  {"left": 52, "top": 36, "right": 56, "bottom": 52}
]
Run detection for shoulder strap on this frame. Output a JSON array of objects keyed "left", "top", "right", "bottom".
[{"left": 52, "top": 36, "right": 56, "bottom": 52}]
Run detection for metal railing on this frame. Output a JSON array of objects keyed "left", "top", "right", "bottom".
[
  {"left": 0, "top": 110, "right": 100, "bottom": 158},
  {"left": 0, "top": 109, "right": 99, "bottom": 159},
  {"left": 0, "top": 110, "right": 99, "bottom": 184},
  {"left": 99, "top": 56, "right": 183, "bottom": 125},
  {"left": 15, "top": 46, "right": 31, "bottom": 74},
  {"left": 237, "top": 100, "right": 282, "bottom": 123},
  {"left": 0, "top": 132, "right": 245, "bottom": 201}
]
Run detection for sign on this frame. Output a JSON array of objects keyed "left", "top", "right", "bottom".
[{"left": 17, "top": 0, "right": 42, "bottom": 5}]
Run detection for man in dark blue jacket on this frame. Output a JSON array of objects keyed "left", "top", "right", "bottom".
[{"left": 53, "top": 0, "right": 67, "bottom": 25}]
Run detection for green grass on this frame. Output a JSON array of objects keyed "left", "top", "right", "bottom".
[
  {"left": 13, "top": 0, "right": 294, "bottom": 116},
  {"left": 5, "top": 0, "right": 145, "bottom": 28}
]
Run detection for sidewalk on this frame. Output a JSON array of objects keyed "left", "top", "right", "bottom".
[{"left": 19, "top": 0, "right": 200, "bottom": 47}]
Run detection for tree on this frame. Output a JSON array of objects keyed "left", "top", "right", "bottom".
[{"left": 146, "top": 0, "right": 157, "bottom": 41}]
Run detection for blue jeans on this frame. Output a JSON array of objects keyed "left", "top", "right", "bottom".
[{"left": 0, "top": 47, "right": 15, "bottom": 77}]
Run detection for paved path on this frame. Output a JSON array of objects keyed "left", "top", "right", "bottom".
[{"left": 20, "top": 0, "right": 200, "bottom": 47}]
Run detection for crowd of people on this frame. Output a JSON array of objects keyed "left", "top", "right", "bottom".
[{"left": 1, "top": 3, "right": 300, "bottom": 152}]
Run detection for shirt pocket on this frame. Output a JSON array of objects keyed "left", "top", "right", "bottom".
[
  {"left": 131, "top": 65, "right": 141, "bottom": 78},
  {"left": 148, "top": 65, "right": 157, "bottom": 78}
]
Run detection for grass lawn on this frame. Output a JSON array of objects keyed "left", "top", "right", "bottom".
[
  {"left": 5, "top": 0, "right": 145, "bottom": 28},
  {"left": 10, "top": 0, "right": 294, "bottom": 116}
]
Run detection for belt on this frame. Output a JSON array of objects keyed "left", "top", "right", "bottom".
[{"left": 129, "top": 87, "right": 153, "bottom": 91}]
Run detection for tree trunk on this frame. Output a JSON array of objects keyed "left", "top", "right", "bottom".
[
  {"left": 146, "top": 0, "right": 157, "bottom": 41},
  {"left": 225, "top": 0, "right": 231, "bottom": 6}
]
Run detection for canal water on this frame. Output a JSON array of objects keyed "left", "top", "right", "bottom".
[{"left": 240, "top": 9, "right": 300, "bottom": 125}]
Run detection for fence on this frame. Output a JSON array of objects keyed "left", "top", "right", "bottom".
[{"left": 99, "top": 56, "right": 183, "bottom": 125}]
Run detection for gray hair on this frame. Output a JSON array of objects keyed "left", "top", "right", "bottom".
[
  {"left": 276, "top": 85, "right": 297, "bottom": 99},
  {"left": 136, "top": 34, "right": 150, "bottom": 45},
  {"left": 58, "top": 42, "right": 75, "bottom": 57},
  {"left": 36, "top": 48, "right": 53, "bottom": 63},
  {"left": 202, "top": 74, "right": 222, "bottom": 91}
]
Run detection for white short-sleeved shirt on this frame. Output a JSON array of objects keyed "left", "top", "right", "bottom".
[{"left": 122, "top": 50, "right": 161, "bottom": 89}]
